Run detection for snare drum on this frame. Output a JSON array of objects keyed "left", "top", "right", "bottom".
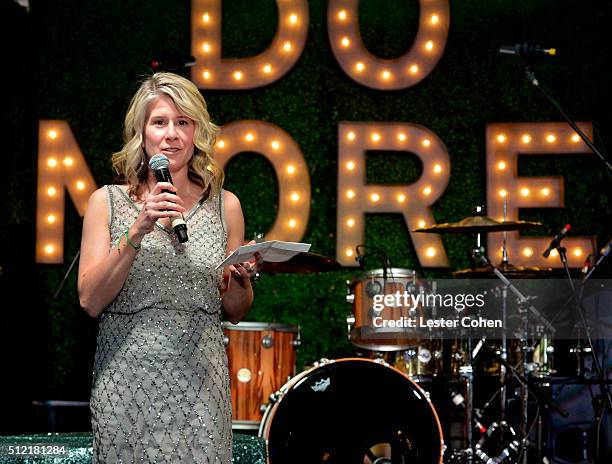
[
  {"left": 223, "top": 321, "right": 300, "bottom": 430},
  {"left": 347, "top": 268, "right": 429, "bottom": 351},
  {"left": 260, "top": 358, "right": 445, "bottom": 463}
]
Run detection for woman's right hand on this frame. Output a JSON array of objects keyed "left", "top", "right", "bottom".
[{"left": 131, "top": 182, "right": 187, "bottom": 239}]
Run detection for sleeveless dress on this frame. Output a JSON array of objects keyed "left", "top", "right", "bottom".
[{"left": 90, "top": 185, "right": 232, "bottom": 463}]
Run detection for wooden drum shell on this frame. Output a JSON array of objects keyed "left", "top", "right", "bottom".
[{"left": 223, "top": 322, "right": 298, "bottom": 430}]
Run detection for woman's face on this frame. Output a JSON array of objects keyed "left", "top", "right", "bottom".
[{"left": 144, "top": 95, "right": 196, "bottom": 173}]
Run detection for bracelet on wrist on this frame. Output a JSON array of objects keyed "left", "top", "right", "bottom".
[{"left": 124, "top": 228, "right": 141, "bottom": 251}]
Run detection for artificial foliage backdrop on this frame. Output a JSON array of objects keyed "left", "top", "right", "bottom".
[{"left": 1, "top": 0, "right": 611, "bottom": 432}]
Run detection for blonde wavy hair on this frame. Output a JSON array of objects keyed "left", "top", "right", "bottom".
[{"left": 111, "top": 72, "right": 223, "bottom": 198}]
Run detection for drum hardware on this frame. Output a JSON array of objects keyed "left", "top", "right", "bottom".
[
  {"left": 261, "top": 335, "right": 274, "bottom": 348},
  {"left": 474, "top": 421, "right": 520, "bottom": 463}
]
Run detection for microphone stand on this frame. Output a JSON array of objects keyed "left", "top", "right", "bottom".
[
  {"left": 555, "top": 245, "right": 612, "bottom": 412},
  {"left": 523, "top": 65, "right": 612, "bottom": 174},
  {"left": 52, "top": 250, "right": 80, "bottom": 299}
]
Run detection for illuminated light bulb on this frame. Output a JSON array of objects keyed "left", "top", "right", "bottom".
[
  {"left": 346, "top": 131, "right": 356, "bottom": 141},
  {"left": 381, "top": 70, "right": 391, "bottom": 80},
  {"left": 418, "top": 220, "right": 426, "bottom": 229},
  {"left": 497, "top": 161, "right": 507, "bottom": 170},
  {"left": 44, "top": 244, "right": 55, "bottom": 255},
  {"left": 48, "top": 130, "right": 58, "bottom": 139},
  {"left": 546, "top": 134, "right": 557, "bottom": 143},
  {"left": 370, "top": 193, "right": 380, "bottom": 202},
  {"left": 47, "top": 158, "right": 58, "bottom": 168},
  {"left": 202, "top": 13, "right": 211, "bottom": 23},
  {"left": 522, "top": 247, "right": 534, "bottom": 257},
  {"left": 520, "top": 187, "right": 530, "bottom": 197},
  {"left": 286, "top": 164, "right": 296, "bottom": 175},
  {"left": 203, "top": 70, "right": 211, "bottom": 80},
  {"left": 216, "top": 140, "right": 225, "bottom": 149},
  {"left": 47, "top": 186, "right": 57, "bottom": 196},
  {"left": 371, "top": 133, "right": 381, "bottom": 142},
  {"left": 433, "top": 164, "right": 442, "bottom": 173},
  {"left": 341, "top": 37, "right": 350, "bottom": 48},
  {"left": 263, "top": 64, "right": 272, "bottom": 74},
  {"left": 288, "top": 219, "right": 297, "bottom": 228},
  {"left": 425, "top": 40, "right": 434, "bottom": 51},
  {"left": 233, "top": 71, "right": 243, "bottom": 81},
  {"left": 422, "top": 186, "right": 432, "bottom": 196},
  {"left": 346, "top": 189, "right": 355, "bottom": 199},
  {"left": 497, "top": 134, "right": 507, "bottom": 143},
  {"left": 47, "top": 214, "right": 56, "bottom": 224},
  {"left": 346, "top": 218, "right": 355, "bottom": 227},
  {"left": 540, "top": 187, "right": 551, "bottom": 196},
  {"left": 546, "top": 249, "right": 557, "bottom": 258},
  {"left": 346, "top": 161, "right": 355, "bottom": 171},
  {"left": 573, "top": 248, "right": 583, "bottom": 257},
  {"left": 521, "top": 134, "right": 531, "bottom": 144},
  {"left": 498, "top": 189, "right": 507, "bottom": 198},
  {"left": 571, "top": 133, "right": 580, "bottom": 143},
  {"left": 397, "top": 132, "right": 407, "bottom": 141},
  {"left": 426, "top": 247, "right": 436, "bottom": 257},
  {"left": 290, "top": 192, "right": 300, "bottom": 202},
  {"left": 283, "top": 41, "right": 292, "bottom": 52},
  {"left": 346, "top": 248, "right": 354, "bottom": 257},
  {"left": 202, "top": 42, "right": 211, "bottom": 53},
  {"left": 76, "top": 181, "right": 85, "bottom": 190},
  {"left": 245, "top": 132, "right": 255, "bottom": 142},
  {"left": 338, "top": 9, "right": 347, "bottom": 21},
  {"left": 431, "top": 14, "right": 440, "bottom": 24},
  {"left": 355, "top": 62, "right": 365, "bottom": 72},
  {"left": 271, "top": 140, "right": 280, "bottom": 150},
  {"left": 397, "top": 193, "right": 406, "bottom": 203},
  {"left": 409, "top": 64, "right": 419, "bottom": 74},
  {"left": 422, "top": 139, "right": 431, "bottom": 147},
  {"left": 289, "top": 14, "right": 298, "bottom": 24}
]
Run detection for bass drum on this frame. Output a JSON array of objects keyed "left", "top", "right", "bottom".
[{"left": 260, "top": 358, "right": 444, "bottom": 464}]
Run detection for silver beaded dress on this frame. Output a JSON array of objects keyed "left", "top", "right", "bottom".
[{"left": 90, "top": 185, "right": 232, "bottom": 463}]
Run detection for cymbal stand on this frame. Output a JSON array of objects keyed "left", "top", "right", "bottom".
[
  {"left": 459, "top": 336, "right": 475, "bottom": 464},
  {"left": 518, "top": 298, "right": 530, "bottom": 464}
]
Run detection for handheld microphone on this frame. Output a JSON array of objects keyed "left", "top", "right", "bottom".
[
  {"left": 148, "top": 154, "right": 188, "bottom": 243},
  {"left": 543, "top": 224, "right": 571, "bottom": 258},
  {"left": 499, "top": 43, "right": 557, "bottom": 58}
]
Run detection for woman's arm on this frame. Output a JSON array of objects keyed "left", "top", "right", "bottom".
[
  {"left": 221, "top": 190, "right": 257, "bottom": 324},
  {"left": 77, "top": 183, "right": 185, "bottom": 317}
]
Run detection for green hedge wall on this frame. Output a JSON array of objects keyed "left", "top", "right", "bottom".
[{"left": 1, "top": 0, "right": 610, "bottom": 405}]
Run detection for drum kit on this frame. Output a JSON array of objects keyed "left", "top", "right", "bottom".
[{"left": 222, "top": 210, "right": 600, "bottom": 463}]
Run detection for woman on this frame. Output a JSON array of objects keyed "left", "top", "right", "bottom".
[{"left": 78, "top": 72, "right": 260, "bottom": 462}]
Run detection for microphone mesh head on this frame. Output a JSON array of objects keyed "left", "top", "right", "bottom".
[{"left": 148, "top": 153, "right": 169, "bottom": 171}]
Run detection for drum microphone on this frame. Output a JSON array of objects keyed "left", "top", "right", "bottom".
[
  {"left": 148, "top": 153, "right": 189, "bottom": 243},
  {"left": 543, "top": 224, "right": 571, "bottom": 258},
  {"left": 583, "top": 238, "right": 612, "bottom": 280},
  {"left": 499, "top": 42, "right": 556, "bottom": 58}
]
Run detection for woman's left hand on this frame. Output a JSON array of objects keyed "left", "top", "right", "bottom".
[{"left": 229, "top": 241, "right": 264, "bottom": 286}]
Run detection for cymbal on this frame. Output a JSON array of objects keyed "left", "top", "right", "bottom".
[
  {"left": 453, "top": 262, "right": 555, "bottom": 278},
  {"left": 261, "top": 252, "right": 342, "bottom": 274},
  {"left": 413, "top": 216, "right": 545, "bottom": 234}
]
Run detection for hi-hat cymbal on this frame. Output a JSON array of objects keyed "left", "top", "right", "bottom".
[
  {"left": 413, "top": 216, "right": 545, "bottom": 234},
  {"left": 452, "top": 262, "right": 555, "bottom": 278},
  {"left": 261, "top": 252, "right": 342, "bottom": 274}
]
